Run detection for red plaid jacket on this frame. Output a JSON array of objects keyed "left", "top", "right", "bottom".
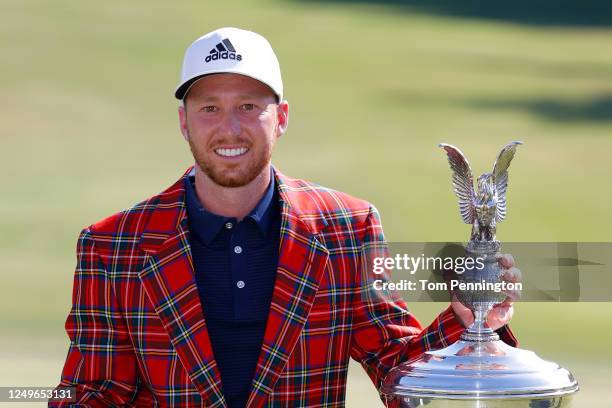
[{"left": 52, "top": 167, "right": 517, "bottom": 407}]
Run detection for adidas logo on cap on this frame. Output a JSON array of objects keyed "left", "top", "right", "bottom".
[{"left": 205, "top": 38, "right": 242, "bottom": 63}]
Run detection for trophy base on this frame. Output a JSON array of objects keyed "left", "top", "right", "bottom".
[
  {"left": 380, "top": 339, "right": 578, "bottom": 407},
  {"left": 382, "top": 395, "right": 574, "bottom": 408}
]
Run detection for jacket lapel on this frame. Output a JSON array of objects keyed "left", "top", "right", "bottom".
[
  {"left": 138, "top": 168, "right": 227, "bottom": 407},
  {"left": 247, "top": 169, "right": 330, "bottom": 407}
]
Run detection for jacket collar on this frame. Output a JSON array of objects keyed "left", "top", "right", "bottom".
[
  {"left": 138, "top": 166, "right": 329, "bottom": 406},
  {"left": 140, "top": 165, "right": 328, "bottom": 252}
]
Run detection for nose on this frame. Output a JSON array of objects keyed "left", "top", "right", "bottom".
[{"left": 218, "top": 109, "right": 241, "bottom": 137}]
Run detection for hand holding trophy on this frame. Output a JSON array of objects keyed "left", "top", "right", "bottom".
[{"left": 451, "top": 252, "right": 520, "bottom": 332}]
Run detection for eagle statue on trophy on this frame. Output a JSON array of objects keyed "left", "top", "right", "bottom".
[{"left": 439, "top": 141, "right": 523, "bottom": 243}]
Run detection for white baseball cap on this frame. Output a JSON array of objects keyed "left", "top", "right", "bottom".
[{"left": 175, "top": 27, "right": 283, "bottom": 101}]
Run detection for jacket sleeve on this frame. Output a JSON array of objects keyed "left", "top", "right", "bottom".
[
  {"left": 349, "top": 205, "right": 518, "bottom": 392},
  {"left": 49, "top": 228, "right": 139, "bottom": 407}
]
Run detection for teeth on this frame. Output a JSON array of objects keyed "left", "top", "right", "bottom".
[{"left": 215, "top": 147, "right": 248, "bottom": 157}]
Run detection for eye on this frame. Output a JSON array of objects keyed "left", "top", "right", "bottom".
[
  {"left": 201, "top": 105, "right": 218, "bottom": 113},
  {"left": 239, "top": 103, "right": 255, "bottom": 112}
]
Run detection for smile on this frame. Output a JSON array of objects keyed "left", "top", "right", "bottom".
[{"left": 214, "top": 147, "right": 249, "bottom": 157}]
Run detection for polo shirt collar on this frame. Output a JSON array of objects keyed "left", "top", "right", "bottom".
[{"left": 184, "top": 168, "right": 277, "bottom": 245}]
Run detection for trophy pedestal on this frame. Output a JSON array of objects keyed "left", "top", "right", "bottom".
[
  {"left": 380, "top": 249, "right": 578, "bottom": 407},
  {"left": 380, "top": 338, "right": 578, "bottom": 407}
]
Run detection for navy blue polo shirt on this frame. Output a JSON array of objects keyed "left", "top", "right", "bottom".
[{"left": 184, "top": 172, "right": 280, "bottom": 408}]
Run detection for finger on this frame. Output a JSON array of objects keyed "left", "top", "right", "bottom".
[
  {"left": 500, "top": 267, "right": 522, "bottom": 301},
  {"left": 498, "top": 305, "right": 514, "bottom": 324},
  {"left": 504, "top": 305, "right": 514, "bottom": 322},
  {"left": 487, "top": 306, "right": 509, "bottom": 329},
  {"left": 497, "top": 253, "right": 515, "bottom": 269},
  {"left": 501, "top": 267, "right": 522, "bottom": 283},
  {"left": 502, "top": 288, "right": 521, "bottom": 302},
  {"left": 489, "top": 305, "right": 514, "bottom": 328},
  {"left": 497, "top": 305, "right": 510, "bottom": 320}
]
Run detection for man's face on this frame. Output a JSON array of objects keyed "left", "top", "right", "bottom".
[{"left": 178, "top": 73, "right": 288, "bottom": 187}]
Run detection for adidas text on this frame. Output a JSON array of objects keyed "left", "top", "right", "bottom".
[{"left": 205, "top": 52, "right": 242, "bottom": 63}]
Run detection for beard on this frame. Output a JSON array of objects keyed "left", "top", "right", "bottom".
[{"left": 186, "top": 130, "right": 272, "bottom": 188}]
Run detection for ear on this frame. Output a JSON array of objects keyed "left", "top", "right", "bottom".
[
  {"left": 178, "top": 104, "right": 189, "bottom": 141},
  {"left": 276, "top": 100, "right": 289, "bottom": 137}
]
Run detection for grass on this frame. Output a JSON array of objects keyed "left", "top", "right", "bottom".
[{"left": 1, "top": 0, "right": 611, "bottom": 406}]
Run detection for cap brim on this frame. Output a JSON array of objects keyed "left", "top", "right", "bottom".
[
  {"left": 174, "top": 69, "right": 281, "bottom": 101},
  {"left": 174, "top": 75, "right": 203, "bottom": 100}
]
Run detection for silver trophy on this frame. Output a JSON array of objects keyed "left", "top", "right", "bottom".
[{"left": 380, "top": 142, "right": 578, "bottom": 407}]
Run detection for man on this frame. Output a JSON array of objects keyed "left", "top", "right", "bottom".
[{"left": 52, "top": 27, "right": 518, "bottom": 407}]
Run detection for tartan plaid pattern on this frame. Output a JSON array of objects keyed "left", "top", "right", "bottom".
[{"left": 51, "top": 167, "right": 517, "bottom": 407}]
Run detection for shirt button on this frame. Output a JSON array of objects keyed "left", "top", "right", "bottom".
[
  {"left": 236, "top": 280, "right": 245, "bottom": 289},
  {"left": 225, "top": 222, "right": 233, "bottom": 229},
  {"left": 233, "top": 245, "right": 243, "bottom": 254}
]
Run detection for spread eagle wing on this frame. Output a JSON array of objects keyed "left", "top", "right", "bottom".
[
  {"left": 439, "top": 143, "right": 476, "bottom": 224},
  {"left": 492, "top": 141, "right": 523, "bottom": 223}
]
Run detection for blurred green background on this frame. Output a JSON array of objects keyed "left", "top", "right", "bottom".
[{"left": 1, "top": 0, "right": 611, "bottom": 406}]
